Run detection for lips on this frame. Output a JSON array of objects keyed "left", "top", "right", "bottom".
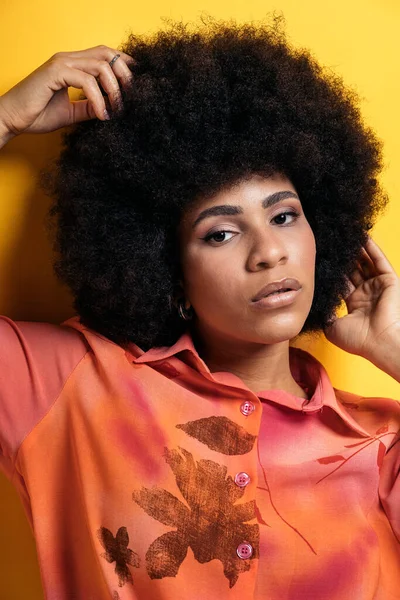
[{"left": 252, "top": 277, "right": 301, "bottom": 302}]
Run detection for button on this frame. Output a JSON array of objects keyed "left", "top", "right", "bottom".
[
  {"left": 234, "top": 472, "right": 251, "bottom": 488},
  {"left": 236, "top": 542, "right": 253, "bottom": 559},
  {"left": 240, "top": 400, "right": 255, "bottom": 416}
]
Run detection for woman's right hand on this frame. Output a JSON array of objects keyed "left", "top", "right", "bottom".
[{"left": 0, "top": 45, "right": 135, "bottom": 140}]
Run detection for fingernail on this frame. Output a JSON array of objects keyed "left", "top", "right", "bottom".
[{"left": 104, "top": 109, "right": 110, "bottom": 120}]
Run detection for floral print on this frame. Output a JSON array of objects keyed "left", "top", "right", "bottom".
[
  {"left": 133, "top": 447, "right": 259, "bottom": 587},
  {"left": 97, "top": 526, "right": 140, "bottom": 587},
  {"left": 176, "top": 416, "right": 257, "bottom": 455}
]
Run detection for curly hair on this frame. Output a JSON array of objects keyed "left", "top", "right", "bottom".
[{"left": 40, "top": 13, "right": 388, "bottom": 351}]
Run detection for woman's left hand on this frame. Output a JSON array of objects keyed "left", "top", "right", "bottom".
[{"left": 323, "top": 236, "right": 400, "bottom": 364}]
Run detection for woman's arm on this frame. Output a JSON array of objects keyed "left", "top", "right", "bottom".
[
  {"left": 0, "top": 44, "right": 135, "bottom": 151},
  {"left": 323, "top": 236, "right": 400, "bottom": 384},
  {"left": 365, "top": 333, "right": 400, "bottom": 383},
  {"left": 0, "top": 44, "right": 134, "bottom": 460},
  {"left": 0, "top": 112, "right": 15, "bottom": 148}
]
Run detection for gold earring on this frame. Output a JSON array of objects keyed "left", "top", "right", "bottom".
[{"left": 178, "top": 301, "right": 193, "bottom": 320}]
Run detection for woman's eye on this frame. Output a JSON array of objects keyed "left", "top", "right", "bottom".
[
  {"left": 273, "top": 211, "right": 299, "bottom": 225},
  {"left": 203, "top": 211, "right": 300, "bottom": 245},
  {"left": 203, "top": 230, "right": 236, "bottom": 244}
]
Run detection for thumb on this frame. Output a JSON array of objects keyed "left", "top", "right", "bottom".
[{"left": 70, "top": 99, "right": 99, "bottom": 123}]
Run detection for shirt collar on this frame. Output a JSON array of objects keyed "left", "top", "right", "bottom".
[
  {"left": 129, "top": 329, "right": 210, "bottom": 372},
  {"left": 126, "top": 328, "right": 371, "bottom": 438}
]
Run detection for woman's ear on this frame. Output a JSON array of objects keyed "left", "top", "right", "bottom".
[
  {"left": 172, "top": 279, "right": 191, "bottom": 310},
  {"left": 170, "top": 279, "right": 184, "bottom": 308}
]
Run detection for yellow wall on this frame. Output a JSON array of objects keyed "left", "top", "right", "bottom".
[{"left": 0, "top": 1, "right": 399, "bottom": 597}]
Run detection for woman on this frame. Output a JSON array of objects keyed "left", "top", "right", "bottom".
[{"left": 0, "top": 16, "right": 399, "bottom": 600}]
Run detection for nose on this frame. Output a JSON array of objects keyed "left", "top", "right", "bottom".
[{"left": 246, "top": 228, "right": 288, "bottom": 271}]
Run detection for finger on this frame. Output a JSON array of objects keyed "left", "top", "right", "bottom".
[
  {"left": 58, "top": 66, "right": 109, "bottom": 121},
  {"left": 348, "top": 266, "right": 364, "bottom": 289},
  {"left": 106, "top": 55, "right": 134, "bottom": 91},
  {"left": 54, "top": 45, "right": 135, "bottom": 67},
  {"left": 68, "top": 57, "right": 125, "bottom": 112},
  {"left": 53, "top": 46, "right": 134, "bottom": 93},
  {"left": 358, "top": 248, "right": 378, "bottom": 278},
  {"left": 363, "top": 236, "right": 396, "bottom": 275},
  {"left": 69, "top": 98, "right": 98, "bottom": 123},
  {"left": 343, "top": 274, "right": 357, "bottom": 298}
]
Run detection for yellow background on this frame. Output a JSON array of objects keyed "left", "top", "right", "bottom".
[{"left": 0, "top": 1, "right": 399, "bottom": 597}]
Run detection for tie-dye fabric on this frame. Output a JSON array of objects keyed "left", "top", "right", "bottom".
[{"left": 0, "top": 314, "right": 399, "bottom": 600}]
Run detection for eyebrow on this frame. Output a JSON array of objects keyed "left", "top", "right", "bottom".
[{"left": 192, "top": 190, "right": 300, "bottom": 229}]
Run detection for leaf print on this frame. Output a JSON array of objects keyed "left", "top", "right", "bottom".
[
  {"left": 344, "top": 440, "right": 371, "bottom": 448},
  {"left": 132, "top": 447, "right": 259, "bottom": 588},
  {"left": 315, "top": 429, "right": 398, "bottom": 484},
  {"left": 146, "top": 531, "right": 188, "bottom": 578},
  {"left": 133, "top": 487, "right": 190, "bottom": 526},
  {"left": 377, "top": 440, "right": 386, "bottom": 473},
  {"left": 164, "top": 447, "right": 245, "bottom": 510},
  {"left": 176, "top": 416, "right": 256, "bottom": 455},
  {"left": 97, "top": 526, "right": 140, "bottom": 587},
  {"left": 254, "top": 501, "right": 269, "bottom": 526},
  {"left": 257, "top": 444, "right": 317, "bottom": 555},
  {"left": 376, "top": 424, "right": 389, "bottom": 435},
  {"left": 317, "top": 455, "right": 346, "bottom": 465}
]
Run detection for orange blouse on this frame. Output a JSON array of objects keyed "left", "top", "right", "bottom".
[{"left": 0, "top": 314, "right": 399, "bottom": 599}]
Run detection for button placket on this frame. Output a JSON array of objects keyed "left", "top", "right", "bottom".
[{"left": 234, "top": 396, "right": 258, "bottom": 562}]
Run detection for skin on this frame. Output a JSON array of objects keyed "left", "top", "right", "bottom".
[{"left": 177, "top": 172, "right": 316, "bottom": 398}]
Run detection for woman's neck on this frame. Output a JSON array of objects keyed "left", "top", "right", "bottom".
[{"left": 191, "top": 327, "right": 308, "bottom": 399}]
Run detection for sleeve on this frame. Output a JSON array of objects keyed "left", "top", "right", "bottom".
[
  {"left": 0, "top": 315, "right": 89, "bottom": 480},
  {"left": 379, "top": 427, "right": 400, "bottom": 542}
]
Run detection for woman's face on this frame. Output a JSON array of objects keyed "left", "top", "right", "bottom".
[{"left": 177, "top": 172, "right": 316, "bottom": 347}]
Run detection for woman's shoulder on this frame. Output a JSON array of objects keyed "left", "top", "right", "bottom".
[
  {"left": 334, "top": 386, "right": 400, "bottom": 414},
  {"left": 0, "top": 315, "right": 91, "bottom": 468},
  {"left": 0, "top": 314, "right": 90, "bottom": 365}
]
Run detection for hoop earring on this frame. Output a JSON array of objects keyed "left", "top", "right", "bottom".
[{"left": 178, "top": 301, "right": 193, "bottom": 321}]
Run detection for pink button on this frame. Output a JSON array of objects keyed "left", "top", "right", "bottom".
[
  {"left": 240, "top": 400, "right": 255, "bottom": 416},
  {"left": 236, "top": 542, "right": 253, "bottom": 559},
  {"left": 234, "top": 472, "right": 251, "bottom": 487}
]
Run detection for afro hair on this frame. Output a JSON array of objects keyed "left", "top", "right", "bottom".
[{"left": 40, "top": 13, "right": 388, "bottom": 351}]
